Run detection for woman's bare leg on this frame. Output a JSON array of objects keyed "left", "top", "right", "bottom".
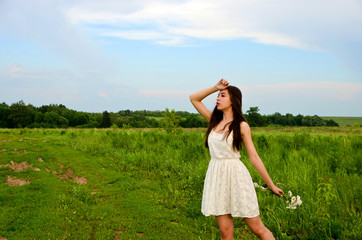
[
  {"left": 243, "top": 216, "right": 274, "bottom": 240},
  {"left": 215, "top": 214, "right": 234, "bottom": 240}
]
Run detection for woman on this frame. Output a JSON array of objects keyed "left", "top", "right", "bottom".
[{"left": 189, "top": 79, "right": 283, "bottom": 240}]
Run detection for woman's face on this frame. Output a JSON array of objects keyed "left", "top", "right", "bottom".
[{"left": 216, "top": 89, "right": 232, "bottom": 111}]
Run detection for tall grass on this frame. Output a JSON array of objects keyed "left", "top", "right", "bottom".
[{"left": 0, "top": 128, "right": 361, "bottom": 239}]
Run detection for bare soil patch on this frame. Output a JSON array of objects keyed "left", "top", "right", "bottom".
[
  {"left": 38, "top": 157, "right": 44, "bottom": 162},
  {"left": 5, "top": 176, "right": 30, "bottom": 186},
  {"left": 0, "top": 149, "right": 6, "bottom": 152},
  {"left": 13, "top": 149, "right": 27, "bottom": 154},
  {"left": 55, "top": 167, "right": 87, "bottom": 185},
  {"left": 114, "top": 230, "right": 124, "bottom": 240},
  {"left": 0, "top": 236, "right": 8, "bottom": 240},
  {"left": 9, "top": 161, "right": 40, "bottom": 172}
]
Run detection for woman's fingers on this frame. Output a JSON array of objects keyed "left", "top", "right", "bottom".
[
  {"left": 221, "top": 78, "right": 229, "bottom": 85},
  {"left": 271, "top": 186, "right": 284, "bottom": 197},
  {"left": 215, "top": 78, "right": 229, "bottom": 90},
  {"left": 276, "top": 188, "right": 284, "bottom": 197},
  {"left": 218, "top": 79, "right": 229, "bottom": 89}
]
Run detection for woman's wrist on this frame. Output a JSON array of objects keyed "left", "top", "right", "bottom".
[{"left": 268, "top": 183, "right": 276, "bottom": 189}]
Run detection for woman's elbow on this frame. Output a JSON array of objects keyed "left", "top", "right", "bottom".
[{"left": 189, "top": 94, "right": 196, "bottom": 102}]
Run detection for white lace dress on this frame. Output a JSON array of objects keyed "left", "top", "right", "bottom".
[{"left": 201, "top": 130, "right": 260, "bottom": 218}]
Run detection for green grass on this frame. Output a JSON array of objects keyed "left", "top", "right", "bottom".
[
  {"left": 0, "top": 127, "right": 361, "bottom": 239},
  {"left": 321, "top": 116, "right": 362, "bottom": 127}
]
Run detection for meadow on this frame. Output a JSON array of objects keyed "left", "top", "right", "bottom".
[
  {"left": 0, "top": 127, "right": 361, "bottom": 239},
  {"left": 320, "top": 117, "right": 362, "bottom": 127}
]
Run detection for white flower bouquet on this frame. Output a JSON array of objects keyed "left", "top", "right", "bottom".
[{"left": 286, "top": 190, "right": 302, "bottom": 209}]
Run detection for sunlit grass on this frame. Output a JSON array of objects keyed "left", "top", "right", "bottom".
[{"left": 0, "top": 128, "right": 361, "bottom": 239}]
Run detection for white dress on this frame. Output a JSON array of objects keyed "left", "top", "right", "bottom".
[{"left": 201, "top": 130, "right": 260, "bottom": 218}]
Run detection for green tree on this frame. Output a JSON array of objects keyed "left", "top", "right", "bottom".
[
  {"left": 161, "top": 108, "right": 180, "bottom": 132},
  {"left": 302, "top": 116, "right": 312, "bottom": 126},
  {"left": 268, "top": 112, "right": 286, "bottom": 126},
  {"left": 74, "top": 112, "right": 89, "bottom": 126},
  {"left": 38, "top": 104, "right": 66, "bottom": 114},
  {"left": 246, "top": 106, "right": 266, "bottom": 127},
  {"left": 100, "top": 111, "right": 112, "bottom": 128},
  {"left": 0, "top": 102, "right": 11, "bottom": 128},
  {"left": 8, "top": 101, "right": 35, "bottom": 128},
  {"left": 180, "top": 114, "right": 208, "bottom": 128},
  {"left": 285, "top": 113, "right": 296, "bottom": 126},
  {"left": 44, "top": 112, "right": 69, "bottom": 128},
  {"left": 326, "top": 119, "right": 339, "bottom": 127},
  {"left": 118, "top": 109, "right": 131, "bottom": 116},
  {"left": 311, "top": 115, "right": 326, "bottom": 126},
  {"left": 129, "top": 114, "right": 147, "bottom": 128},
  {"left": 34, "top": 112, "right": 44, "bottom": 123},
  {"left": 294, "top": 114, "right": 304, "bottom": 126},
  {"left": 302, "top": 115, "right": 326, "bottom": 126}
]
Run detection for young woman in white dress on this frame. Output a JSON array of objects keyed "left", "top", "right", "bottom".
[{"left": 190, "top": 79, "right": 284, "bottom": 240}]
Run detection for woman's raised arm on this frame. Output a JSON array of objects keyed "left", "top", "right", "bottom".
[{"left": 189, "top": 79, "right": 229, "bottom": 122}]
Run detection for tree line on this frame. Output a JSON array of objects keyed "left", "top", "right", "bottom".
[{"left": 0, "top": 101, "right": 338, "bottom": 129}]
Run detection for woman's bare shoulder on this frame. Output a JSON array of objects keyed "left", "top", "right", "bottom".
[{"left": 240, "top": 121, "right": 251, "bottom": 135}]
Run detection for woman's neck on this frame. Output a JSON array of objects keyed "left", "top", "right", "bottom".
[{"left": 222, "top": 109, "right": 233, "bottom": 123}]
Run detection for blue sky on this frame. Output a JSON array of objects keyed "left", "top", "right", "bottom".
[{"left": 1, "top": 0, "right": 361, "bottom": 116}]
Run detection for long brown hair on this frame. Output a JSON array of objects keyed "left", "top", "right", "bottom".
[{"left": 205, "top": 86, "right": 247, "bottom": 151}]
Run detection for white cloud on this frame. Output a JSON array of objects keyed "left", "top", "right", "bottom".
[
  {"left": 1, "top": 0, "right": 360, "bottom": 115},
  {"left": 0, "top": 0, "right": 114, "bottom": 72},
  {"left": 66, "top": 0, "right": 362, "bottom": 78},
  {"left": 67, "top": 0, "right": 362, "bottom": 49},
  {"left": 2, "top": 0, "right": 360, "bottom": 76}
]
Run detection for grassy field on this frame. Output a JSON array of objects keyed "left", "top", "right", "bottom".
[
  {"left": 321, "top": 116, "right": 362, "bottom": 127},
  {"left": 0, "top": 127, "right": 361, "bottom": 239}
]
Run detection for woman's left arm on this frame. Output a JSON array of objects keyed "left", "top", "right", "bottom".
[{"left": 241, "top": 122, "right": 284, "bottom": 197}]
